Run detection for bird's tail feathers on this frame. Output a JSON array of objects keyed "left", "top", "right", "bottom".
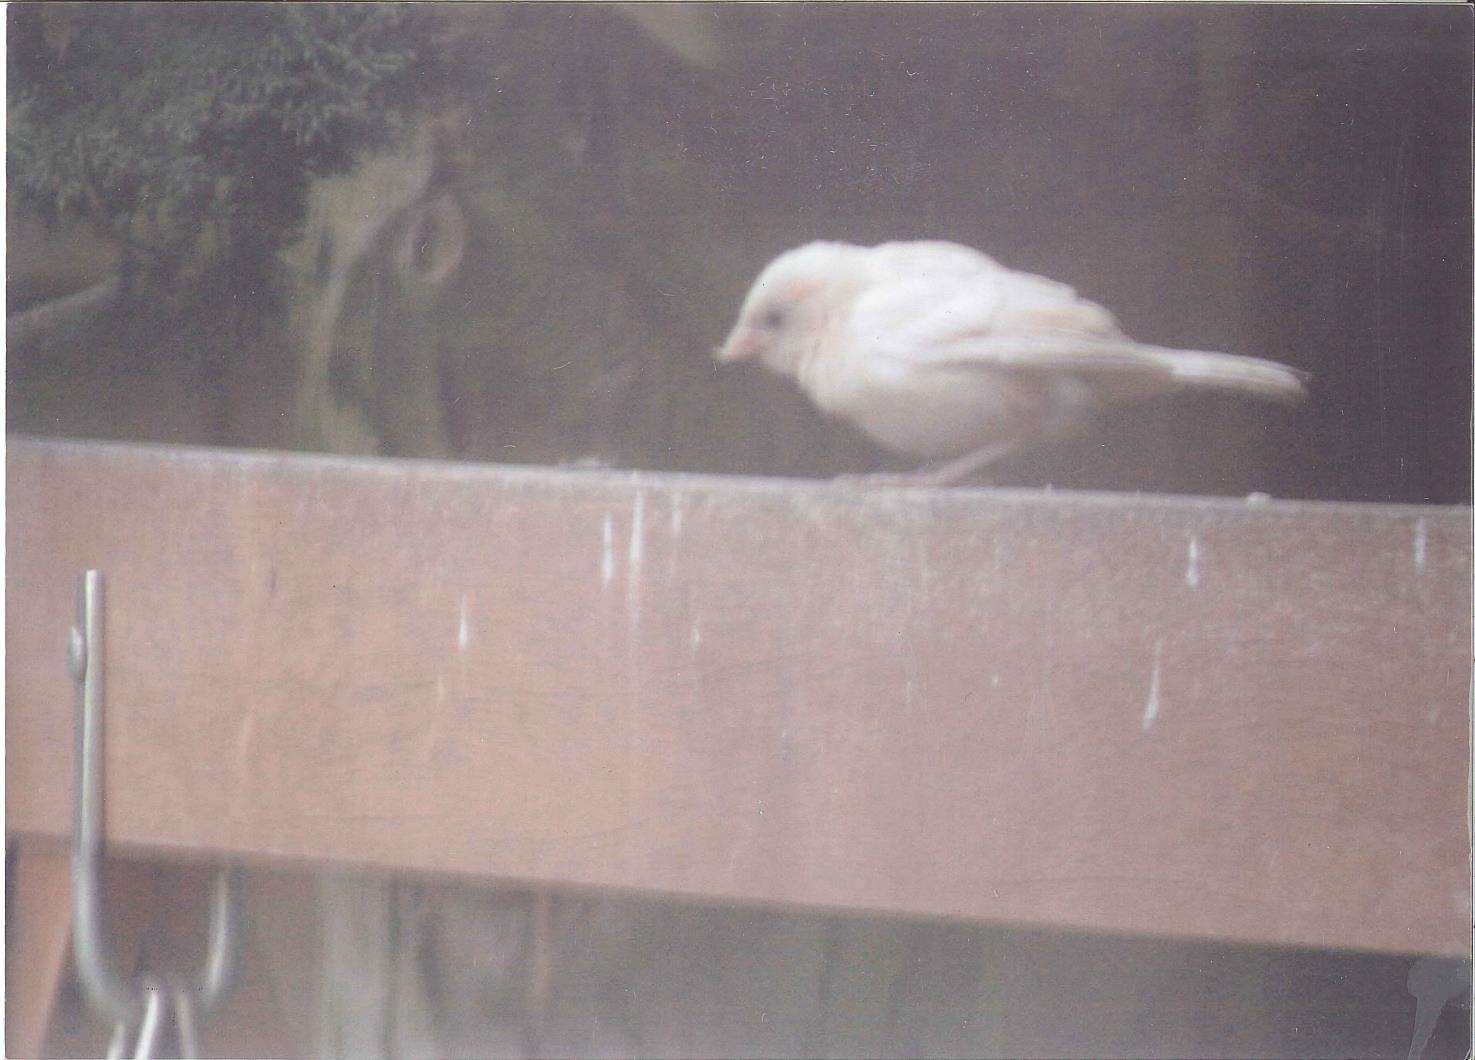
[
  {"left": 1146, "top": 347, "right": 1310, "bottom": 404},
  {"left": 929, "top": 336, "right": 1309, "bottom": 405}
]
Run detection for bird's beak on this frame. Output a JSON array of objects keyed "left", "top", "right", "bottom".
[{"left": 713, "top": 326, "right": 760, "bottom": 364}]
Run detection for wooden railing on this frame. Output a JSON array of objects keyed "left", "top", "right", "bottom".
[{"left": 6, "top": 435, "right": 1470, "bottom": 957}]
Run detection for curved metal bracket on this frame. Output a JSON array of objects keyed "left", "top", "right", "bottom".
[
  {"left": 70, "top": 570, "right": 139, "bottom": 1025},
  {"left": 69, "top": 570, "right": 243, "bottom": 1041}
]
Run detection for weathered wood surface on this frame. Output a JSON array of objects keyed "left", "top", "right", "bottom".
[{"left": 6, "top": 436, "right": 1470, "bottom": 956}]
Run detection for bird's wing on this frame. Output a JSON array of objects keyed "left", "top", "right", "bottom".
[
  {"left": 855, "top": 265, "right": 1173, "bottom": 380},
  {"left": 853, "top": 267, "right": 1306, "bottom": 403}
]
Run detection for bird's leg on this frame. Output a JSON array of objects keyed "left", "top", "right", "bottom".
[
  {"left": 913, "top": 442, "right": 1018, "bottom": 486},
  {"left": 835, "top": 442, "right": 1016, "bottom": 489}
]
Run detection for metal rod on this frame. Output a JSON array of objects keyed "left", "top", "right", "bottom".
[
  {"left": 196, "top": 866, "right": 241, "bottom": 1012},
  {"left": 131, "top": 981, "right": 165, "bottom": 1060},
  {"left": 173, "top": 984, "right": 200, "bottom": 1060},
  {"left": 70, "top": 570, "right": 141, "bottom": 1024},
  {"left": 105, "top": 1017, "right": 132, "bottom": 1060}
]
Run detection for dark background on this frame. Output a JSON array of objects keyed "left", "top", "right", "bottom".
[
  {"left": 8, "top": 3, "right": 1472, "bottom": 503},
  {"left": 656, "top": 2, "right": 1473, "bottom": 502}
]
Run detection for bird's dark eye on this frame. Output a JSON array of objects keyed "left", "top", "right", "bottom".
[{"left": 760, "top": 305, "right": 787, "bottom": 329}]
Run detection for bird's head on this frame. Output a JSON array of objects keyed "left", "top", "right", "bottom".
[{"left": 714, "top": 241, "right": 861, "bottom": 376}]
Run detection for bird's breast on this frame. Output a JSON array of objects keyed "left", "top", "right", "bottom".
[{"left": 799, "top": 345, "right": 1051, "bottom": 460}]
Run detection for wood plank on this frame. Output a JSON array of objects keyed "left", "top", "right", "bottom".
[
  {"left": 5, "top": 435, "right": 1469, "bottom": 956},
  {"left": 5, "top": 841, "right": 73, "bottom": 1059}
]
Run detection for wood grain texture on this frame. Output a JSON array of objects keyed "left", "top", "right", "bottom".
[{"left": 6, "top": 436, "right": 1469, "bottom": 956}]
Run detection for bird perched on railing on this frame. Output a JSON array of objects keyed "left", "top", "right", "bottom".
[{"left": 715, "top": 240, "right": 1308, "bottom": 485}]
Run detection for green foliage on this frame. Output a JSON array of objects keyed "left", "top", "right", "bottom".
[{"left": 8, "top": 3, "right": 432, "bottom": 298}]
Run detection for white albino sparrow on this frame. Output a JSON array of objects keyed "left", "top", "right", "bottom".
[{"left": 716, "top": 240, "right": 1307, "bottom": 484}]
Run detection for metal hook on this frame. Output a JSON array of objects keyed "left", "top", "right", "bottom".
[
  {"left": 69, "top": 570, "right": 244, "bottom": 1047},
  {"left": 71, "top": 570, "right": 139, "bottom": 1025}
]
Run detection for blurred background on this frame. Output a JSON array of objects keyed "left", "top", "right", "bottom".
[
  {"left": 8, "top": 3, "right": 1472, "bottom": 1058},
  {"left": 8, "top": 3, "right": 1471, "bottom": 501}
]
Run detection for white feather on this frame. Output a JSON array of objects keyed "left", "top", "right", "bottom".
[{"left": 720, "top": 240, "right": 1308, "bottom": 465}]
